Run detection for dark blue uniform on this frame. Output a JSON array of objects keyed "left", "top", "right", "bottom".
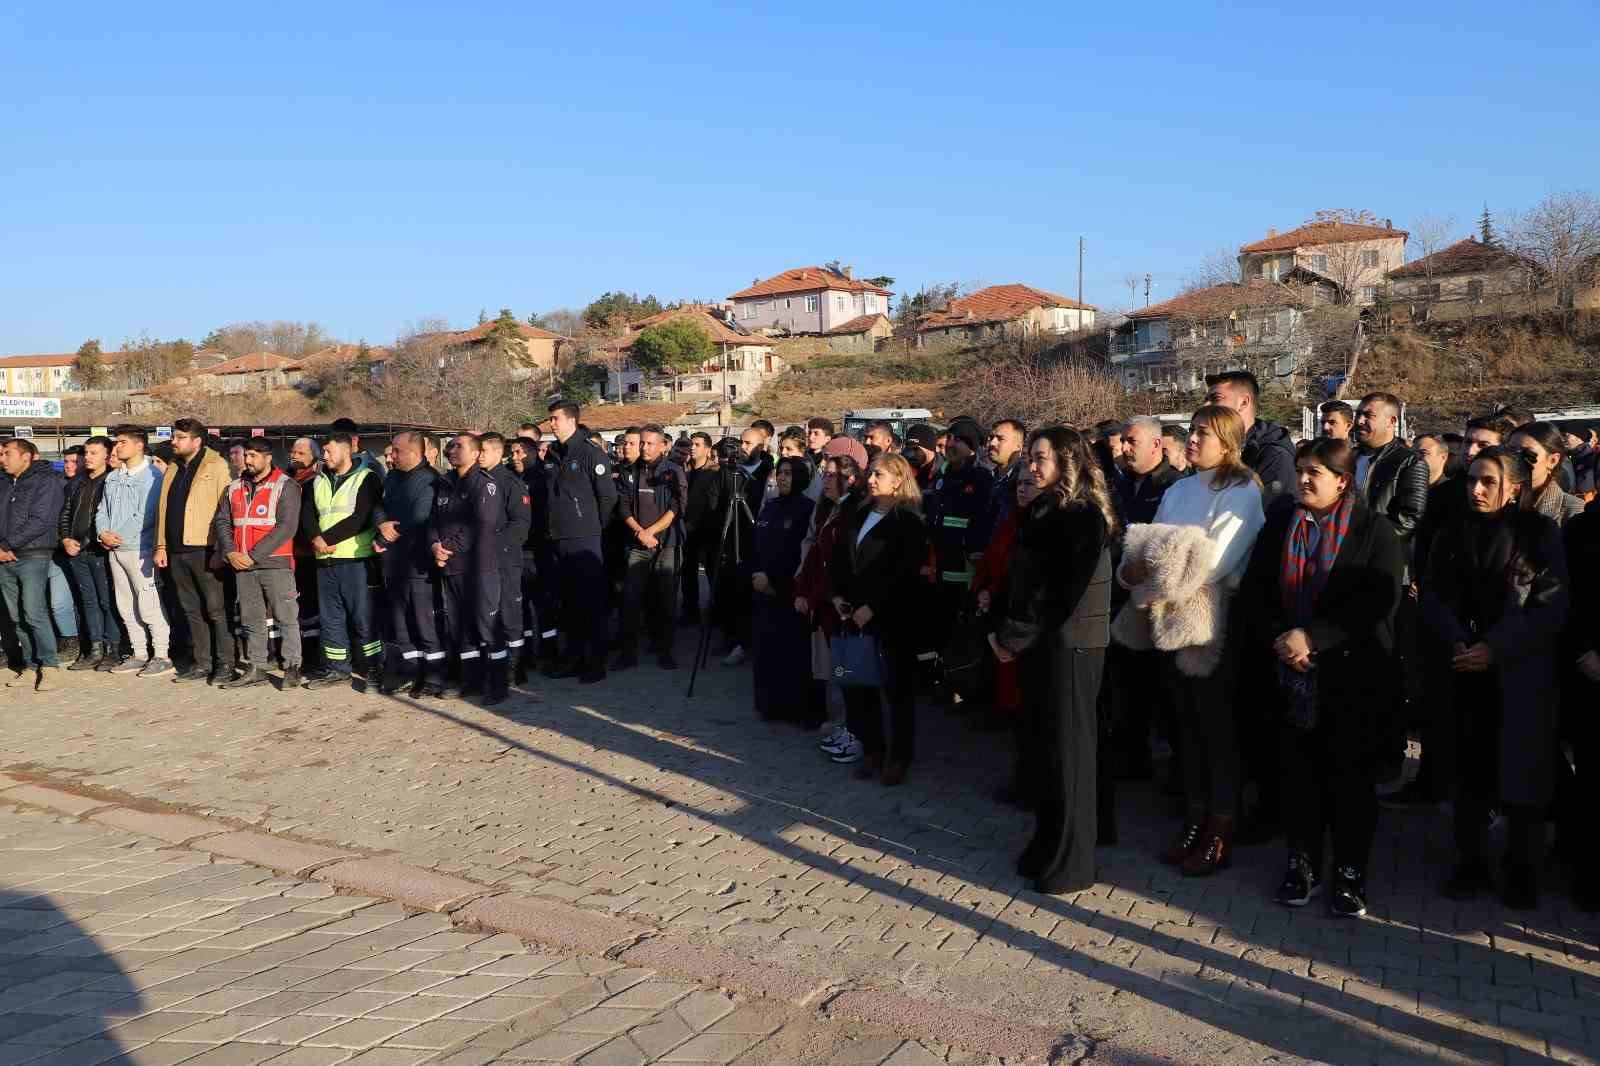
[
  {"left": 488, "top": 463, "right": 531, "bottom": 689},
  {"left": 616, "top": 456, "right": 687, "bottom": 662},
  {"left": 518, "top": 455, "right": 560, "bottom": 671},
  {"left": 378, "top": 461, "right": 445, "bottom": 692},
  {"left": 427, "top": 464, "right": 503, "bottom": 697},
  {"left": 923, "top": 459, "right": 994, "bottom": 669},
  {"left": 542, "top": 432, "right": 618, "bottom": 678}
]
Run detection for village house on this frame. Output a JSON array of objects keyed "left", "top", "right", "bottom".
[
  {"left": 1108, "top": 282, "right": 1313, "bottom": 393},
  {"left": 0, "top": 351, "right": 134, "bottom": 396},
  {"left": 608, "top": 305, "right": 784, "bottom": 405},
  {"left": 728, "top": 266, "right": 893, "bottom": 335},
  {"left": 915, "top": 284, "right": 1096, "bottom": 348},
  {"left": 1386, "top": 236, "right": 1536, "bottom": 321},
  {"left": 190, "top": 352, "right": 305, "bottom": 394},
  {"left": 1238, "top": 219, "right": 1408, "bottom": 305},
  {"left": 426, "top": 320, "right": 567, "bottom": 371},
  {"left": 824, "top": 313, "right": 895, "bottom": 354}
]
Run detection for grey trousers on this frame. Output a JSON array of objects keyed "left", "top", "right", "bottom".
[
  {"left": 236, "top": 567, "right": 300, "bottom": 669},
  {"left": 108, "top": 550, "right": 170, "bottom": 659}
]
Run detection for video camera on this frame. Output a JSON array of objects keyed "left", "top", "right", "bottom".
[{"left": 714, "top": 436, "right": 744, "bottom": 468}]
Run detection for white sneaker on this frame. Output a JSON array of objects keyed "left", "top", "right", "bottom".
[
  {"left": 820, "top": 728, "right": 854, "bottom": 754},
  {"left": 722, "top": 645, "right": 747, "bottom": 667},
  {"left": 818, "top": 727, "right": 846, "bottom": 752},
  {"left": 829, "top": 737, "right": 864, "bottom": 764}
]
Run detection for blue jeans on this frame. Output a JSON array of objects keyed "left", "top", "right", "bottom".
[
  {"left": 0, "top": 557, "right": 60, "bottom": 668},
  {"left": 47, "top": 560, "right": 78, "bottom": 640},
  {"left": 68, "top": 552, "right": 117, "bottom": 647}
]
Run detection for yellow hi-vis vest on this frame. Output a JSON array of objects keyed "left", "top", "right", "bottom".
[{"left": 311, "top": 466, "right": 376, "bottom": 559}]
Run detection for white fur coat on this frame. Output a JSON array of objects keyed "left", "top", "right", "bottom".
[{"left": 1111, "top": 522, "right": 1229, "bottom": 677}]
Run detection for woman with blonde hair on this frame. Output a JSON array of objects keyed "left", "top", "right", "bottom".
[
  {"left": 992, "top": 427, "right": 1116, "bottom": 893},
  {"left": 1115, "top": 404, "right": 1265, "bottom": 876},
  {"left": 828, "top": 453, "right": 929, "bottom": 786}
]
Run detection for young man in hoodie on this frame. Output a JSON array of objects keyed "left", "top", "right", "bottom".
[
  {"left": 0, "top": 438, "right": 68, "bottom": 691},
  {"left": 1205, "top": 370, "right": 1297, "bottom": 510},
  {"left": 98, "top": 426, "right": 172, "bottom": 677}
]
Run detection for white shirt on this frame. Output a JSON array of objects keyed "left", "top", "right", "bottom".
[
  {"left": 856, "top": 509, "right": 886, "bottom": 546},
  {"left": 1148, "top": 467, "right": 1267, "bottom": 588}
]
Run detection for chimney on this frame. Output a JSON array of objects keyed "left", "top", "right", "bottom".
[
  {"left": 843, "top": 265, "right": 853, "bottom": 280},
  {"left": 1384, "top": 219, "right": 1392, "bottom": 229},
  {"left": 1267, "top": 227, "right": 1276, "bottom": 238}
]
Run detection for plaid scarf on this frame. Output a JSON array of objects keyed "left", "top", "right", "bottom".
[{"left": 1280, "top": 493, "right": 1355, "bottom": 622}]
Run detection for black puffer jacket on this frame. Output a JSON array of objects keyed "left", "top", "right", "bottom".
[
  {"left": 1243, "top": 419, "right": 1297, "bottom": 507},
  {"left": 0, "top": 460, "right": 67, "bottom": 557},
  {"left": 1362, "top": 438, "right": 1430, "bottom": 542}
]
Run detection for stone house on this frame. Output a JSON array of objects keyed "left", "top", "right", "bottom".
[
  {"left": 915, "top": 284, "right": 1096, "bottom": 348},
  {"left": 430, "top": 321, "right": 565, "bottom": 371},
  {"left": 1238, "top": 220, "right": 1408, "bottom": 305},
  {"left": 608, "top": 305, "right": 785, "bottom": 405},
  {"left": 729, "top": 266, "right": 893, "bottom": 335},
  {"left": 1386, "top": 237, "right": 1536, "bottom": 320},
  {"left": 824, "top": 314, "right": 895, "bottom": 354},
  {"left": 191, "top": 353, "right": 305, "bottom": 394}
]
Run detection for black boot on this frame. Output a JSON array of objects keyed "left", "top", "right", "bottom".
[
  {"left": 461, "top": 656, "right": 486, "bottom": 696},
  {"left": 69, "top": 641, "right": 107, "bottom": 672},
  {"left": 482, "top": 661, "right": 510, "bottom": 707},
  {"left": 513, "top": 644, "right": 531, "bottom": 684},
  {"left": 60, "top": 637, "right": 90, "bottom": 668},
  {"left": 378, "top": 658, "right": 406, "bottom": 696}
]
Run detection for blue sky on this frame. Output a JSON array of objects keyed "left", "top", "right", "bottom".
[{"left": 4, "top": 0, "right": 1597, "bottom": 353}]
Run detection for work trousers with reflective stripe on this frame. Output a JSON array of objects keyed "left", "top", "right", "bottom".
[
  {"left": 386, "top": 573, "right": 442, "bottom": 669},
  {"left": 236, "top": 567, "right": 300, "bottom": 669},
  {"left": 317, "top": 559, "right": 381, "bottom": 676},
  {"left": 441, "top": 570, "right": 500, "bottom": 663},
  {"left": 521, "top": 546, "right": 560, "bottom": 648},
  {"left": 495, "top": 560, "right": 523, "bottom": 662}
]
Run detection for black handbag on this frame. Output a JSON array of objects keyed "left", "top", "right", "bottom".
[{"left": 942, "top": 609, "right": 991, "bottom": 696}]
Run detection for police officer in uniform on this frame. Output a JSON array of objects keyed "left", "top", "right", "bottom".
[
  {"left": 477, "top": 432, "right": 530, "bottom": 701},
  {"left": 541, "top": 400, "right": 618, "bottom": 684},
  {"left": 509, "top": 436, "right": 558, "bottom": 681},
  {"left": 375, "top": 430, "right": 444, "bottom": 696},
  {"left": 427, "top": 433, "right": 504, "bottom": 703}
]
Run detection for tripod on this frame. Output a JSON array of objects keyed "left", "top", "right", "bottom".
[{"left": 687, "top": 466, "right": 757, "bottom": 697}]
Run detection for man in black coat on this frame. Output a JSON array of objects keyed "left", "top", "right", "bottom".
[
  {"left": 1354, "top": 392, "right": 1429, "bottom": 547},
  {"left": 541, "top": 400, "right": 619, "bottom": 684},
  {"left": 1206, "top": 370, "right": 1297, "bottom": 509},
  {"left": 428, "top": 433, "right": 504, "bottom": 702},
  {"left": 479, "top": 432, "right": 531, "bottom": 704},
  {"left": 615, "top": 425, "right": 686, "bottom": 671},
  {"left": 679, "top": 432, "right": 723, "bottom": 624},
  {"left": 0, "top": 439, "right": 67, "bottom": 689},
  {"left": 376, "top": 430, "right": 444, "bottom": 696}
]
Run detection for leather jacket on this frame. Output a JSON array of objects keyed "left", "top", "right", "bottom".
[{"left": 1362, "top": 438, "right": 1429, "bottom": 542}]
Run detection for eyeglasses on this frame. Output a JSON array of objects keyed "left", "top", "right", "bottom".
[{"left": 1518, "top": 449, "right": 1543, "bottom": 468}]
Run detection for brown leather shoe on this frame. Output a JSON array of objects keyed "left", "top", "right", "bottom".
[
  {"left": 880, "top": 763, "right": 907, "bottom": 787},
  {"left": 1161, "top": 821, "right": 1204, "bottom": 866}
]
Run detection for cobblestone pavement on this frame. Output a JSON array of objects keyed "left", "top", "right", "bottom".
[
  {"left": 0, "top": 805, "right": 984, "bottom": 1065},
  {"left": 5, "top": 650, "right": 1600, "bottom": 1063}
]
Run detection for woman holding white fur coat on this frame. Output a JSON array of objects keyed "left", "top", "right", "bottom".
[{"left": 1114, "top": 405, "right": 1265, "bottom": 876}]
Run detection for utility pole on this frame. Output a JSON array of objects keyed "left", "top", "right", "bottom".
[
  {"left": 1144, "top": 274, "right": 1152, "bottom": 307},
  {"left": 1077, "top": 237, "right": 1085, "bottom": 326}
]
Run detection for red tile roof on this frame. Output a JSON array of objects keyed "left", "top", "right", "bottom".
[
  {"left": 197, "top": 352, "right": 301, "bottom": 376},
  {"left": 1126, "top": 282, "right": 1305, "bottom": 321},
  {"left": 446, "top": 320, "right": 567, "bottom": 343},
  {"left": 298, "top": 343, "right": 394, "bottom": 367},
  {"left": 1240, "top": 220, "right": 1408, "bottom": 253},
  {"left": 918, "top": 284, "right": 1095, "bottom": 331},
  {"left": 825, "top": 313, "right": 893, "bottom": 336},
  {"left": 0, "top": 351, "right": 132, "bottom": 369},
  {"left": 1387, "top": 237, "right": 1525, "bottom": 279},
  {"left": 619, "top": 306, "right": 774, "bottom": 349},
  {"left": 730, "top": 267, "right": 893, "bottom": 300}
]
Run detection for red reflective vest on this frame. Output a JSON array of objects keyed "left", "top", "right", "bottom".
[{"left": 228, "top": 467, "right": 294, "bottom": 563}]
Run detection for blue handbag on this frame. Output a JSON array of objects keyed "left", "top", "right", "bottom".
[{"left": 829, "top": 631, "right": 884, "bottom": 687}]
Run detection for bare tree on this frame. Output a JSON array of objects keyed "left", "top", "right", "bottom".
[
  {"left": 204, "top": 320, "right": 334, "bottom": 357},
  {"left": 1406, "top": 212, "right": 1458, "bottom": 279},
  {"left": 948, "top": 352, "right": 1127, "bottom": 429},
  {"left": 1509, "top": 190, "right": 1600, "bottom": 311},
  {"left": 1123, "top": 274, "right": 1142, "bottom": 310},
  {"left": 1181, "top": 248, "right": 1242, "bottom": 293}
]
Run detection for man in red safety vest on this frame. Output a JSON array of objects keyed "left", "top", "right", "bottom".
[{"left": 211, "top": 437, "right": 303, "bottom": 689}]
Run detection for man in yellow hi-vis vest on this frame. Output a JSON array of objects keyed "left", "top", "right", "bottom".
[{"left": 302, "top": 431, "right": 385, "bottom": 691}]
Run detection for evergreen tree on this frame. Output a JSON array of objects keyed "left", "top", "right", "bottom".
[{"left": 1479, "top": 203, "right": 1498, "bottom": 246}]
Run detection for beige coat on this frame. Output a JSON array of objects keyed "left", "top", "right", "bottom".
[{"left": 156, "top": 447, "right": 231, "bottom": 550}]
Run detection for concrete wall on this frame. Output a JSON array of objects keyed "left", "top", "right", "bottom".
[
  {"left": 1239, "top": 236, "right": 1406, "bottom": 304},
  {"left": 733, "top": 288, "right": 887, "bottom": 334}
]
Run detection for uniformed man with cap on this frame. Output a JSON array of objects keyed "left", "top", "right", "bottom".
[
  {"left": 922, "top": 416, "right": 994, "bottom": 691},
  {"left": 540, "top": 399, "right": 618, "bottom": 684},
  {"left": 427, "top": 432, "right": 504, "bottom": 703},
  {"left": 477, "top": 432, "right": 531, "bottom": 703}
]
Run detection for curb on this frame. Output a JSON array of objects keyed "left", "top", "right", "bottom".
[{"left": 0, "top": 771, "right": 1072, "bottom": 1063}]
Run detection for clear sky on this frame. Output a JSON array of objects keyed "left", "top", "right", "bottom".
[{"left": 4, "top": 0, "right": 1598, "bottom": 353}]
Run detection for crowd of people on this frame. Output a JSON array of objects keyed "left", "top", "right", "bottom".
[{"left": 3, "top": 379, "right": 1598, "bottom": 916}]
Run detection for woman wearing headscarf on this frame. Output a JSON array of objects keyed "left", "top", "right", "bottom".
[
  {"left": 1236, "top": 438, "right": 1403, "bottom": 917},
  {"left": 746, "top": 456, "right": 816, "bottom": 723},
  {"left": 1423, "top": 446, "right": 1568, "bottom": 910},
  {"left": 992, "top": 427, "right": 1115, "bottom": 894}
]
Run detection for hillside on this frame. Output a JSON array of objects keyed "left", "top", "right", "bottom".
[{"left": 749, "top": 345, "right": 981, "bottom": 424}]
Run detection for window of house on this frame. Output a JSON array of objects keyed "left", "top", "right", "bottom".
[
  {"left": 783, "top": 298, "right": 792, "bottom": 309},
  {"left": 1312, "top": 254, "right": 1328, "bottom": 273},
  {"left": 1466, "top": 280, "right": 1484, "bottom": 301},
  {"left": 1360, "top": 250, "right": 1380, "bottom": 268},
  {"left": 1361, "top": 285, "right": 1378, "bottom": 302},
  {"left": 1263, "top": 314, "right": 1278, "bottom": 337},
  {"left": 805, "top": 294, "right": 819, "bottom": 313},
  {"left": 728, "top": 384, "right": 738, "bottom": 400},
  {"left": 1259, "top": 261, "right": 1271, "bottom": 278},
  {"left": 835, "top": 295, "right": 845, "bottom": 312},
  {"left": 742, "top": 303, "right": 755, "bottom": 319}
]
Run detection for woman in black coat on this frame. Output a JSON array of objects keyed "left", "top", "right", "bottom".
[
  {"left": 1422, "top": 446, "right": 1569, "bottom": 910},
  {"left": 1562, "top": 501, "right": 1600, "bottom": 910},
  {"left": 747, "top": 458, "right": 817, "bottom": 723},
  {"left": 828, "top": 453, "right": 929, "bottom": 786},
  {"left": 1236, "top": 439, "right": 1403, "bottom": 918},
  {"left": 992, "top": 428, "right": 1115, "bottom": 894}
]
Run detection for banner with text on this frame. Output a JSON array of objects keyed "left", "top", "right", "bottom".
[{"left": 0, "top": 396, "right": 63, "bottom": 420}]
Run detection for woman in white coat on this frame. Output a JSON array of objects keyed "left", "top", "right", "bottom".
[{"left": 1116, "top": 405, "right": 1265, "bottom": 876}]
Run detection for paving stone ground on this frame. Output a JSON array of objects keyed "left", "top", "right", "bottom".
[
  {"left": 0, "top": 805, "right": 977, "bottom": 1065},
  {"left": 5, "top": 650, "right": 1600, "bottom": 1063}
]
